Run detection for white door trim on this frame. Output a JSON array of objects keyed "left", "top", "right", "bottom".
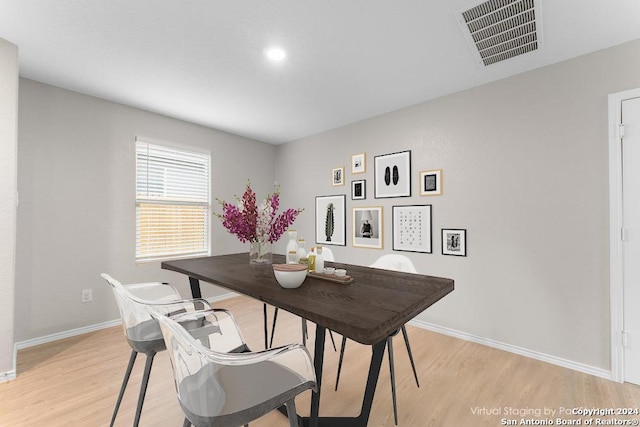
[{"left": 608, "top": 87, "right": 640, "bottom": 383}]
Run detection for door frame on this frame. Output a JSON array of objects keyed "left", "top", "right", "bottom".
[{"left": 608, "top": 87, "right": 640, "bottom": 383}]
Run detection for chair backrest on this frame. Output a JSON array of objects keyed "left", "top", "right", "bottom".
[
  {"left": 155, "top": 310, "right": 316, "bottom": 426},
  {"left": 369, "top": 254, "right": 418, "bottom": 273},
  {"left": 102, "top": 273, "right": 181, "bottom": 352},
  {"left": 320, "top": 246, "right": 335, "bottom": 262}
]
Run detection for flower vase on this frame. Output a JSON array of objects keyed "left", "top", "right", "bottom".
[
  {"left": 286, "top": 230, "right": 299, "bottom": 263},
  {"left": 249, "top": 241, "right": 273, "bottom": 264}
]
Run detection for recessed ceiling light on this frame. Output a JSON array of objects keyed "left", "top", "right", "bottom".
[{"left": 265, "top": 47, "right": 287, "bottom": 61}]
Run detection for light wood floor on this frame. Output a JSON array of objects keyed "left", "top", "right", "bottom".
[{"left": 2, "top": 295, "right": 640, "bottom": 427}]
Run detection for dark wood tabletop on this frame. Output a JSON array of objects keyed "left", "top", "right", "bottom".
[{"left": 162, "top": 253, "right": 454, "bottom": 345}]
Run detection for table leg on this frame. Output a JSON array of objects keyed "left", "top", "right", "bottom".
[
  {"left": 188, "top": 277, "right": 202, "bottom": 299},
  {"left": 277, "top": 322, "right": 325, "bottom": 426},
  {"left": 309, "top": 324, "right": 326, "bottom": 427},
  {"left": 355, "top": 339, "right": 386, "bottom": 425},
  {"left": 299, "top": 330, "right": 387, "bottom": 427}
]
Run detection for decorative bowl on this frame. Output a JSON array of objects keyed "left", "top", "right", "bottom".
[
  {"left": 335, "top": 269, "right": 347, "bottom": 277},
  {"left": 273, "top": 264, "right": 308, "bottom": 288}
]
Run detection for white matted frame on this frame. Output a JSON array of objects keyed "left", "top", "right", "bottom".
[
  {"left": 352, "top": 153, "right": 366, "bottom": 174},
  {"left": 315, "top": 194, "right": 346, "bottom": 246},
  {"left": 392, "top": 205, "right": 432, "bottom": 253},
  {"left": 352, "top": 206, "right": 383, "bottom": 249},
  {"left": 374, "top": 150, "right": 411, "bottom": 198},
  {"left": 332, "top": 167, "right": 345, "bottom": 186},
  {"left": 420, "top": 169, "right": 442, "bottom": 196},
  {"left": 441, "top": 229, "right": 467, "bottom": 257}
]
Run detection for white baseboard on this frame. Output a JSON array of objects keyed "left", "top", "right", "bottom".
[
  {"left": 15, "top": 319, "right": 123, "bottom": 350},
  {"left": 15, "top": 291, "right": 238, "bottom": 350},
  {"left": 13, "top": 292, "right": 608, "bottom": 381},
  {"left": 409, "top": 319, "right": 611, "bottom": 380},
  {"left": 209, "top": 291, "right": 238, "bottom": 302},
  {"left": 1, "top": 344, "right": 17, "bottom": 383},
  {"left": 0, "top": 369, "right": 17, "bottom": 383}
]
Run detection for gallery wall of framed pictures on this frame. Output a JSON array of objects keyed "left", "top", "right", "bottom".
[{"left": 316, "top": 150, "right": 467, "bottom": 257}]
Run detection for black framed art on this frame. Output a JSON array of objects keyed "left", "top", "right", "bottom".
[
  {"left": 441, "top": 228, "right": 467, "bottom": 256},
  {"left": 374, "top": 150, "right": 411, "bottom": 198},
  {"left": 392, "top": 205, "right": 432, "bottom": 253},
  {"left": 315, "top": 195, "right": 346, "bottom": 246},
  {"left": 351, "top": 179, "right": 366, "bottom": 200}
]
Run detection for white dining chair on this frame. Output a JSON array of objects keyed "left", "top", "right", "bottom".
[
  {"left": 153, "top": 308, "right": 316, "bottom": 427},
  {"left": 334, "top": 254, "right": 420, "bottom": 425},
  {"left": 265, "top": 246, "right": 337, "bottom": 349},
  {"left": 102, "top": 273, "right": 216, "bottom": 427}
]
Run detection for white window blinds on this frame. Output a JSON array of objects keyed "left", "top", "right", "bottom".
[{"left": 136, "top": 140, "right": 211, "bottom": 262}]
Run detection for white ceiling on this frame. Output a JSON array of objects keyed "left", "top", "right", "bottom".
[{"left": 2, "top": 1, "right": 640, "bottom": 144}]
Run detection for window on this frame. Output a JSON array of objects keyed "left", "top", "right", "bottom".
[{"left": 135, "top": 139, "right": 211, "bottom": 262}]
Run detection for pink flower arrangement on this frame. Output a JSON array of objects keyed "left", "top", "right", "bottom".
[{"left": 216, "top": 182, "right": 302, "bottom": 244}]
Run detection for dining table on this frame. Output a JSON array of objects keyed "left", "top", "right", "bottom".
[{"left": 161, "top": 253, "right": 454, "bottom": 427}]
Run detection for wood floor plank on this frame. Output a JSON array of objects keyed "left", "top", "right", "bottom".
[{"left": 2, "top": 295, "right": 640, "bottom": 426}]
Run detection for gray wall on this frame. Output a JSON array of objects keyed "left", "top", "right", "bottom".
[
  {"left": 16, "top": 79, "right": 276, "bottom": 341},
  {"left": 14, "top": 39, "right": 640, "bottom": 372},
  {"left": 0, "top": 38, "right": 18, "bottom": 379},
  {"left": 275, "top": 39, "right": 640, "bottom": 371}
]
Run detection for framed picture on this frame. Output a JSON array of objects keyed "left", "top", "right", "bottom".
[
  {"left": 332, "top": 167, "right": 345, "bottom": 186},
  {"left": 392, "top": 205, "right": 432, "bottom": 253},
  {"left": 315, "top": 195, "right": 346, "bottom": 246},
  {"left": 420, "top": 169, "right": 442, "bottom": 196},
  {"left": 351, "top": 179, "right": 366, "bottom": 200},
  {"left": 374, "top": 150, "right": 411, "bottom": 198},
  {"left": 441, "top": 228, "right": 467, "bottom": 256},
  {"left": 353, "top": 206, "right": 383, "bottom": 249},
  {"left": 352, "top": 153, "right": 366, "bottom": 174}
]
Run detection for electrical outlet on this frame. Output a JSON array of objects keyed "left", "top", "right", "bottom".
[{"left": 81, "top": 289, "right": 93, "bottom": 303}]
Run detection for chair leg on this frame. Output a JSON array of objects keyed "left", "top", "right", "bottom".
[
  {"left": 269, "top": 307, "right": 279, "bottom": 348},
  {"left": 273, "top": 315, "right": 324, "bottom": 352},
  {"left": 263, "top": 303, "right": 269, "bottom": 349},
  {"left": 110, "top": 350, "right": 138, "bottom": 427},
  {"left": 286, "top": 398, "right": 299, "bottom": 427},
  {"left": 182, "top": 417, "right": 191, "bottom": 427},
  {"left": 335, "top": 335, "right": 347, "bottom": 391},
  {"left": 328, "top": 329, "right": 337, "bottom": 352},
  {"left": 301, "top": 318, "right": 307, "bottom": 346},
  {"left": 133, "top": 351, "right": 156, "bottom": 427},
  {"left": 388, "top": 336, "right": 398, "bottom": 425},
  {"left": 401, "top": 325, "right": 420, "bottom": 387},
  {"left": 331, "top": 330, "right": 410, "bottom": 426}
]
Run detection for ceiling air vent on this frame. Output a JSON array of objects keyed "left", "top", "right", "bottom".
[{"left": 457, "top": 0, "right": 541, "bottom": 66}]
